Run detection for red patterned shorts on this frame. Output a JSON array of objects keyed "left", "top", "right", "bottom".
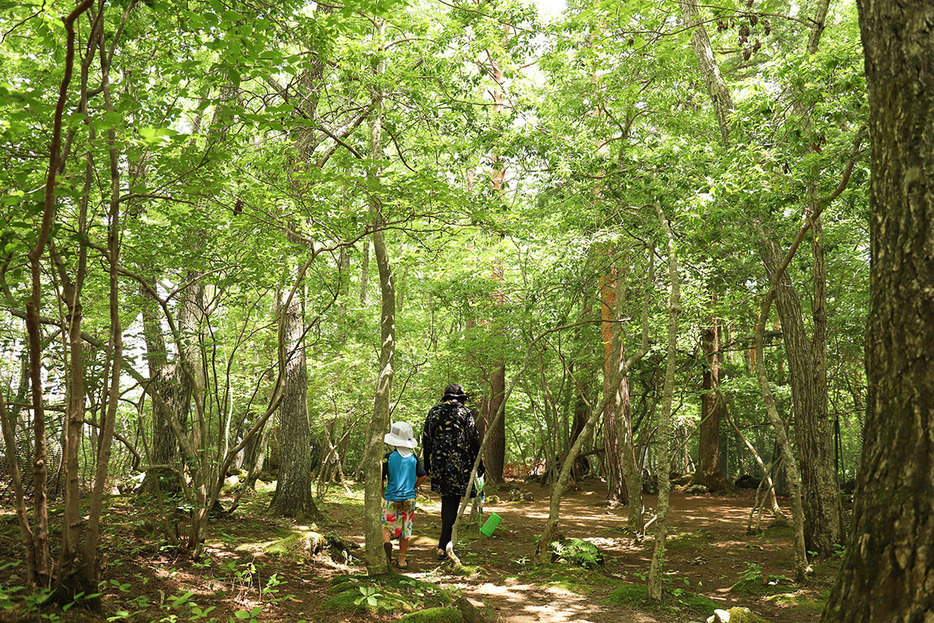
[{"left": 382, "top": 498, "right": 416, "bottom": 539}]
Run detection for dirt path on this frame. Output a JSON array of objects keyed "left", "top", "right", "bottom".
[{"left": 376, "top": 479, "right": 832, "bottom": 623}]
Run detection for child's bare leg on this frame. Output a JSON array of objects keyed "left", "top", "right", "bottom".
[{"left": 398, "top": 537, "right": 410, "bottom": 564}]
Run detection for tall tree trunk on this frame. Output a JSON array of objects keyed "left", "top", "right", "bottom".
[
  {"left": 617, "top": 343, "right": 644, "bottom": 531},
  {"left": 362, "top": 22, "right": 393, "bottom": 573},
  {"left": 619, "top": 246, "right": 653, "bottom": 530},
  {"left": 760, "top": 237, "right": 843, "bottom": 555},
  {"left": 80, "top": 78, "right": 124, "bottom": 588},
  {"left": 600, "top": 265, "right": 625, "bottom": 506},
  {"left": 535, "top": 246, "right": 653, "bottom": 563},
  {"left": 697, "top": 315, "right": 728, "bottom": 491},
  {"left": 268, "top": 283, "right": 317, "bottom": 518},
  {"left": 138, "top": 279, "right": 190, "bottom": 493},
  {"left": 480, "top": 33, "right": 508, "bottom": 484},
  {"left": 647, "top": 205, "right": 680, "bottom": 600},
  {"left": 23, "top": 0, "right": 94, "bottom": 587},
  {"left": 482, "top": 359, "right": 507, "bottom": 483},
  {"left": 822, "top": 0, "right": 934, "bottom": 618}
]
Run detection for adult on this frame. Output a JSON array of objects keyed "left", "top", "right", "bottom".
[{"left": 422, "top": 383, "right": 482, "bottom": 559}]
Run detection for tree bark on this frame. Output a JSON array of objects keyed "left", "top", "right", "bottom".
[
  {"left": 677, "top": 0, "right": 734, "bottom": 144},
  {"left": 647, "top": 205, "right": 679, "bottom": 600},
  {"left": 362, "top": 22, "right": 394, "bottom": 574},
  {"left": 23, "top": 0, "right": 95, "bottom": 587},
  {"left": 760, "top": 236, "right": 843, "bottom": 555},
  {"left": 268, "top": 284, "right": 317, "bottom": 518},
  {"left": 535, "top": 246, "right": 653, "bottom": 562},
  {"left": 138, "top": 279, "right": 190, "bottom": 493},
  {"left": 697, "top": 316, "right": 728, "bottom": 491},
  {"left": 600, "top": 265, "right": 625, "bottom": 506},
  {"left": 483, "top": 359, "right": 507, "bottom": 484},
  {"left": 822, "top": 0, "right": 934, "bottom": 618}
]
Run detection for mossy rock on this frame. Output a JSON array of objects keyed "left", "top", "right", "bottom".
[
  {"left": 323, "top": 572, "right": 454, "bottom": 614},
  {"left": 605, "top": 583, "right": 649, "bottom": 606},
  {"left": 399, "top": 607, "right": 465, "bottom": 623},
  {"left": 523, "top": 565, "right": 619, "bottom": 594},
  {"left": 263, "top": 530, "right": 326, "bottom": 558}
]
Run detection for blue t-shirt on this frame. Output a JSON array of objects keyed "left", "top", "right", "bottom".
[{"left": 383, "top": 450, "right": 426, "bottom": 501}]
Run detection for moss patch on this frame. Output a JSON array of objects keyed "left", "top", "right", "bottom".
[
  {"left": 605, "top": 583, "right": 717, "bottom": 618},
  {"left": 323, "top": 573, "right": 457, "bottom": 615},
  {"left": 665, "top": 528, "right": 715, "bottom": 550},
  {"left": 399, "top": 607, "right": 466, "bottom": 623},
  {"left": 760, "top": 519, "right": 794, "bottom": 539},
  {"left": 521, "top": 565, "right": 619, "bottom": 594},
  {"left": 729, "top": 575, "right": 794, "bottom": 596},
  {"left": 764, "top": 591, "right": 825, "bottom": 612}
]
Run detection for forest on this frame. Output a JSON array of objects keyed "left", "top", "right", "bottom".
[{"left": 0, "top": 0, "right": 931, "bottom": 621}]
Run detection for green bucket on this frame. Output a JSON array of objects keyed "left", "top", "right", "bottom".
[{"left": 480, "top": 513, "right": 502, "bottom": 537}]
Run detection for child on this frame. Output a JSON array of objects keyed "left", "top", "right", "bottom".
[{"left": 382, "top": 421, "right": 427, "bottom": 569}]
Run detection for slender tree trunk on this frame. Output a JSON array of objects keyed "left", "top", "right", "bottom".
[
  {"left": 723, "top": 399, "right": 783, "bottom": 518},
  {"left": 618, "top": 343, "right": 644, "bottom": 531},
  {"left": 535, "top": 246, "right": 653, "bottom": 562},
  {"left": 81, "top": 84, "right": 124, "bottom": 588},
  {"left": 23, "top": 0, "right": 94, "bottom": 587},
  {"left": 0, "top": 392, "right": 36, "bottom": 583},
  {"left": 600, "top": 265, "right": 625, "bottom": 506},
  {"left": 362, "top": 23, "right": 393, "bottom": 574},
  {"left": 138, "top": 279, "right": 189, "bottom": 493},
  {"left": 483, "top": 359, "right": 506, "bottom": 484},
  {"left": 54, "top": 10, "right": 97, "bottom": 589},
  {"left": 822, "top": 0, "right": 934, "bottom": 617},
  {"left": 697, "top": 315, "right": 728, "bottom": 491},
  {"left": 647, "top": 205, "right": 679, "bottom": 600},
  {"left": 481, "top": 33, "right": 508, "bottom": 484},
  {"left": 753, "top": 229, "right": 816, "bottom": 580}
]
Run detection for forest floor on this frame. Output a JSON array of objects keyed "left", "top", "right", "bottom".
[{"left": 0, "top": 477, "right": 839, "bottom": 623}]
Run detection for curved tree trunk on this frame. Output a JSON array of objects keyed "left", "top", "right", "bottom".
[{"left": 822, "top": 0, "right": 934, "bottom": 618}]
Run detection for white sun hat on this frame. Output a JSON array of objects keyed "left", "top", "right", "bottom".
[{"left": 384, "top": 421, "right": 418, "bottom": 449}]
